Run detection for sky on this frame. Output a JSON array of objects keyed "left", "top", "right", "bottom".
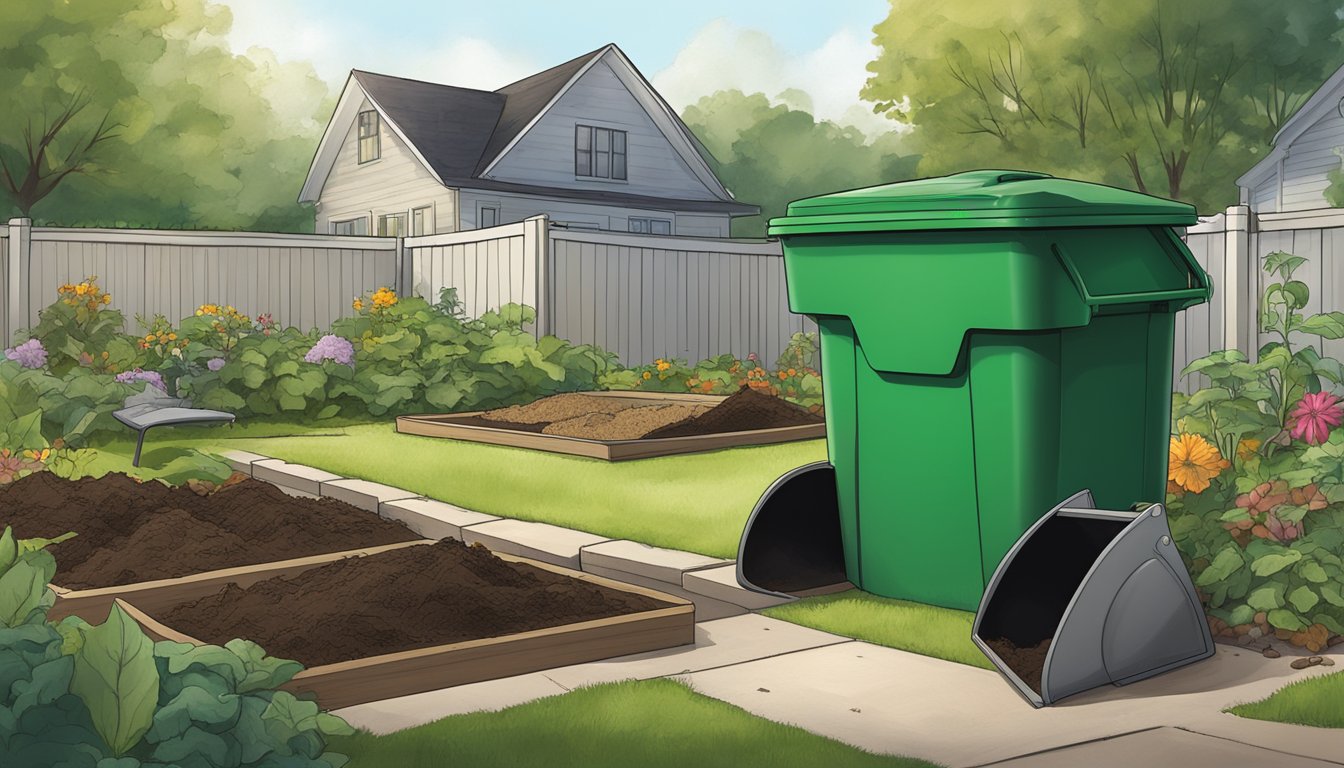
[{"left": 222, "top": 0, "right": 899, "bottom": 136}]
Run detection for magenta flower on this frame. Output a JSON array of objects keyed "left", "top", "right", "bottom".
[
  {"left": 3, "top": 339, "right": 47, "bottom": 369},
  {"left": 1289, "top": 391, "right": 1344, "bottom": 445}
]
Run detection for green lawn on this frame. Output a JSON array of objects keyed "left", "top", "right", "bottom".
[
  {"left": 1226, "top": 670, "right": 1344, "bottom": 728},
  {"left": 330, "top": 679, "right": 939, "bottom": 768},
  {"left": 104, "top": 420, "right": 826, "bottom": 559},
  {"left": 762, "top": 589, "right": 995, "bottom": 670}
]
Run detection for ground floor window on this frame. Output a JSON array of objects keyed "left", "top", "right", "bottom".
[
  {"left": 411, "top": 206, "right": 432, "bottom": 236},
  {"left": 331, "top": 216, "right": 369, "bottom": 235},
  {"left": 629, "top": 217, "right": 672, "bottom": 235},
  {"left": 478, "top": 205, "right": 499, "bottom": 228},
  {"left": 378, "top": 213, "right": 407, "bottom": 237}
]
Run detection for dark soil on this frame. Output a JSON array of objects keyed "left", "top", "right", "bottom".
[
  {"left": 985, "top": 637, "right": 1053, "bottom": 693},
  {"left": 644, "top": 387, "right": 823, "bottom": 438},
  {"left": 0, "top": 472, "right": 420, "bottom": 589},
  {"left": 158, "top": 538, "right": 675, "bottom": 667}
]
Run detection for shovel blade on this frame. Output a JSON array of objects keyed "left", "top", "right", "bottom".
[{"left": 736, "top": 461, "right": 848, "bottom": 596}]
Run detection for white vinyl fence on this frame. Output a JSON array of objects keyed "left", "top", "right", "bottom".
[
  {"left": 2, "top": 219, "right": 400, "bottom": 343},
  {"left": 1178, "top": 205, "right": 1344, "bottom": 393}
]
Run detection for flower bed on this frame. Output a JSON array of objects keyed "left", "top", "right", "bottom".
[{"left": 1168, "top": 251, "right": 1344, "bottom": 652}]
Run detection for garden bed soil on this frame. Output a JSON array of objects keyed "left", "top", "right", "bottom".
[
  {"left": 0, "top": 472, "right": 421, "bottom": 590},
  {"left": 156, "top": 538, "right": 676, "bottom": 667},
  {"left": 458, "top": 387, "right": 821, "bottom": 440},
  {"left": 398, "top": 389, "right": 828, "bottom": 460},
  {"left": 984, "top": 637, "right": 1053, "bottom": 693}
]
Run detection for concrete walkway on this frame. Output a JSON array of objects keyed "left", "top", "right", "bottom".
[{"left": 225, "top": 450, "right": 1344, "bottom": 767}]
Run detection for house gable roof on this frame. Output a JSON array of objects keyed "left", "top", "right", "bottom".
[
  {"left": 299, "top": 45, "right": 755, "bottom": 215},
  {"left": 1237, "top": 61, "right": 1344, "bottom": 189}
]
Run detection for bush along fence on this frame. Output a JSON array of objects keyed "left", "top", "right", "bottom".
[
  {"left": 1168, "top": 250, "right": 1344, "bottom": 652},
  {"left": 0, "top": 528, "right": 352, "bottom": 766},
  {"left": 1, "top": 275, "right": 823, "bottom": 485}
]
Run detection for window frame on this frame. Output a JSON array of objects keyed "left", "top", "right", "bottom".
[
  {"left": 628, "top": 217, "right": 672, "bottom": 235},
  {"left": 377, "top": 212, "right": 407, "bottom": 237},
  {"left": 331, "top": 216, "right": 370, "bottom": 236},
  {"left": 574, "top": 124, "right": 627, "bottom": 181},
  {"left": 478, "top": 204, "right": 500, "bottom": 229},
  {"left": 411, "top": 205, "right": 432, "bottom": 236},
  {"left": 357, "top": 110, "right": 381, "bottom": 164}
]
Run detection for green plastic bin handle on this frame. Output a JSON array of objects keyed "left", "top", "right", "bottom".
[{"left": 1051, "top": 232, "right": 1210, "bottom": 310}]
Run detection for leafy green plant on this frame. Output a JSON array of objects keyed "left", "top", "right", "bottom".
[
  {"left": 23, "top": 277, "right": 137, "bottom": 377},
  {"left": 1170, "top": 251, "right": 1344, "bottom": 650},
  {"left": 0, "top": 528, "right": 351, "bottom": 766}
]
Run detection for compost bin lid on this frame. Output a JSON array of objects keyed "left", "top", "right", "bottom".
[{"left": 767, "top": 170, "right": 1197, "bottom": 236}]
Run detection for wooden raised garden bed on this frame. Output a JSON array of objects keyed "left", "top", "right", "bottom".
[
  {"left": 116, "top": 539, "right": 695, "bottom": 709},
  {"left": 396, "top": 389, "right": 826, "bottom": 461},
  {"left": 0, "top": 472, "right": 427, "bottom": 624}
]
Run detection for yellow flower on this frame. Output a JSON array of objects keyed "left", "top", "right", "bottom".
[
  {"left": 168, "top": 333, "right": 177, "bottom": 341},
  {"left": 102, "top": 294, "right": 112, "bottom": 304},
  {"left": 1237, "top": 438, "right": 1261, "bottom": 461},
  {"left": 642, "top": 371, "right": 652, "bottom": 380},
  {"left": 1169, "top": 433, "right": 1229, "bottom": 494},
  {"left": 352, "top": 298, "right": 365, "bottom": 311},
  {"left": 145, "top": 334, "right": 156, "bottom": 342},
  {"left": 75, "top": 284, "right": 88, "bottom": 296},
  {"left": 656, "top": 360, "right": 671, "bottom": 372}
]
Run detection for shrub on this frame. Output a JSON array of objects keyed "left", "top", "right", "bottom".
[
  {"left": 24, "top": 277, "right": 140, "bottom": 376},
  {"left": 0, "top": 361, "right": 135, "bottom": 449},
  {"left": 602, "top": 332, "right": 824, "bottom": 411},
  {"left": 1169, "top": 251, "right": 1344, "bottom": 650},
  {"left": 0, "top": 527, "right": 351, "bottom": 766}
]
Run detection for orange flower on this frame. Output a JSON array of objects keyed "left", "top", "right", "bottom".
[
  {"left": 1168, "top": 433, "right": 1228, "bottom": 493},
  {"left": 1237, "top": 438, "right": 1261, "bottom": 461}
]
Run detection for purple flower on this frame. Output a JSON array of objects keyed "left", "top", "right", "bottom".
[
  {"left": 304, "top": 334, "right": 355, "bottom": 366},
  {"left": 207, "top": 357, "right": 227, "bottom": 372},
  {"left": 115, "top": 368, "right": 167, "bottom": 391},
  {"left": 3, "top": 339, "right": 47, "bottom": 369}
]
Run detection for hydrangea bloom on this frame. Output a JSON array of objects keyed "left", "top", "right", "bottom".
[
  {"left": 207, "top": 357, "right": 227, "bottom": 372},
  {"left": 115, "top": 368, "right": 167, "bottom": 391},
  {"left": 304, "top": 334, "right": 355, "bottom": 366},
  {"left": 3, "top": 339, "right": 47, "bottom": 369}
]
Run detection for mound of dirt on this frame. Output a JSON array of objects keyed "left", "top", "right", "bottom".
[
  {"left": 0, "top": 472, "right": 420, "bottom": 589},
  {"left": 159, "top": 538, "right": 674, "bottom": 667},
  {"left": 643, "top": 387, "right": 823, "bottom": 438},
  {"left": 984, "top": 637, "right": 1053, "bottom": 693},
  {"left": 542, "top": 403, "right": 713, "bottom": 440}
]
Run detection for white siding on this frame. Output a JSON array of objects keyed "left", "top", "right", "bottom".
[
  {"left": 316, "top": 98, "right": 458, "bottom": 235},
  {"left": 673, "top": 214, "right": 730, "bottom": 238},
  {"left": 485, "top": 59, "right": 718, "bottom": 201},
  {"left": 1279, "top": 110, "right": 1344, "bottom": 212}
]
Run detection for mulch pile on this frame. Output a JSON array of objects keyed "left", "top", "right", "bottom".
[
  {"left": 455, "top": 387, "right": 822, "bottom": 441},
  {"left": 984, "top": 637, "right": 1053, "bottom": 693},
  {"left": 158, "top": 538, "right": 675, "bottom": 667},
  {"left": 0, "top": 472, "right": 420, "bottom": 589}
]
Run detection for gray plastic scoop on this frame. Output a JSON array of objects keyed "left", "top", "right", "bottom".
[{"left": 972, "top": 489, "right": 1214, "bottom": 706}]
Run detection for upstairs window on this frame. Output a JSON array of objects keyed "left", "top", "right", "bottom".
[
  {"left": 575, "top": 125, "right": 626, "bottom": 180},
  {"left": 358, "top": 110, "right": 380, "bottom": 164}
]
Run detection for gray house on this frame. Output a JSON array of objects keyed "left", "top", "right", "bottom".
[
  {"left": 299, "top": 44, "right": 757, "bottom": 238},
  {"left": 1238, "top": 63, "right": 1344, "bottom": 213}
]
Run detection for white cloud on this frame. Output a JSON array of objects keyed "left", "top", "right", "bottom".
[
  {"left": 652, "top": 19, "right": 905, "bottom": 140},
  {"left": 221, "top": 0, "right": 536, "bottom": 90}
]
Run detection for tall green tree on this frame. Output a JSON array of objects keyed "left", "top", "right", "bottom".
[
  {"left": 683, "top": 91, "right": 918, "bottom": 236},
  {"left": 863, "top": 1, "right": 1344, "bottom": 211},
  {"left": 0, "top": 0, "right": 332, "bottom": 231}
]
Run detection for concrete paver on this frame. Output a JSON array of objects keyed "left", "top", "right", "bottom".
[
  {"left": 378, "top": 497, "right": 501, "bottom": 540},
  {"left": 318, "top": 478, "right": 420, "bottom": 513},
  {"left": 682, "top": 563, "right": 794, "bottom": 609},
  {"left": 250, "top": 459, "right": 342, "bottom": 496},
  {"left": 580, "top": 539, "right": 729, "bottom": 585},
  {"left": 220, "top": 449, "right": 268, "bottom": 475},
  {"left": 680, "top": 642, "right": 1344, "bottom": 768},
  {"left": 579, "top": 563, "right": 747, "bottom": 622},
  {"left": 462, "top": 518, "right": 611, "bottom": 569},
  {"left": 985, "top": 726, "right": 1339, "bottom": 768},
  {"left": 334, "top": 672, "right": 568, "bottom": 735}
]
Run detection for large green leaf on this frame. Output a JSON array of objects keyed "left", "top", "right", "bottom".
[
  {"left": 70, "top": 604, "right": 160, "bottom": 756},
  {"left": 1196, "top": 546, "right": 1245, "bottom": 586},
  {"left": 1247, "top": 583, "right": 1286, "bottom": 611},
  {"left": 1321, "top": 584, "right": 1344, "bottom": 607},
  {"left": 1299, "top": 312, "right": 1344, "bottom": 340},
  {"left": 3, "top": 409, "right": 46, "bottom": 451},
  {"left": 1264, "top": 251, "right": 1306, "bottom": 280},
  {"left": 1288, "top": 585, "right": 1320, "bottom": 613},
  {"left": 1298, "top": 560, "right": 1330, "bottom": 584},
  {"left": 1250, "top": 550, "right": 1303, "bottom": 576},
  {"left": 0, "top": 559, "right": 52, "bottom": 628},
  {"left": 226, "top": 638, "right": 304, "bottom": 693},
  {"left": 1267, "top": 608, "right": 1307, "bottom": 631}
]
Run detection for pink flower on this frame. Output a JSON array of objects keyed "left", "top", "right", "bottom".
[{"left": 1289, "top": 391, "right": 1344, "bottom": 445}]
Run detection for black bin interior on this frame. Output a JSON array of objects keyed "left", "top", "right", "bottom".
[{"left": 977, "top": 515, "right": 1127, "bottom": 650}]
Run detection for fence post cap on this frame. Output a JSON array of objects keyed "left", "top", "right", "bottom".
[{"left": 7, "top": 218, "right": 31, "bottom": 226}]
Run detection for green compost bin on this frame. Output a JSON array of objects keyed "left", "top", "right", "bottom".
[{"left": 768, "top": 170, "right": 1211, "bottom": 612}]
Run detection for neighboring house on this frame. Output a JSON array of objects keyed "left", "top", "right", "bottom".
[
  {"left": 299, "top": 44, "right": 757, "bottom": 238},
  {"left": 1238, "top": 63, "right": 1344, "bottom": 213}
]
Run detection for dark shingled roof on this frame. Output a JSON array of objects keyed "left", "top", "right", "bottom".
[{"left": 347, "top": 46, "right": 756, "bottom": 216}]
